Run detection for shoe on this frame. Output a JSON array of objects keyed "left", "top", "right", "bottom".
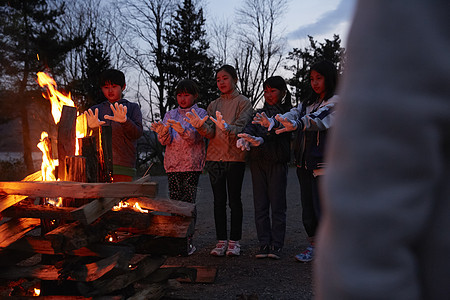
[
  {"left": 226, "top": 240, "right": 241, "bottom": 256},
  {"left": 210, "top": 240, "right": 228, "bottom": 256},
  {"left": 187, "top": 238, "right": 196, "bottom": 256},
  {"left": 268, "top": 246, "right": 282, "bottom": 259},
  {"left": 255, "top": 245, "right": 270, "bottom": 258},
  {"left": 295, "top": 245, "right": 314, "bottom": 262}
]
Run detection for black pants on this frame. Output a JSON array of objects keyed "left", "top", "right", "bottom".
[
  {"left": 250, "top": 160, "right": 287, "bottom": 248},
  {"left": 296, "top": 167, "right": 321, "bottom": 238},
  {"left": 206, "top": 161, "right": 246, "bottom": 241}
]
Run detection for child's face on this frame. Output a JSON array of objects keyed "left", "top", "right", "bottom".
[
  {"left": 263, "top": 86, "right": 285, "bottom": 106},
  {"left": 216, "top": 70, "right": 237, "bottom": 94},
  {"left": 177, "top": 92, "right": 196, "bottom": 109},
  {"left": 101, "top": 82, "right": 124, "bottom": 103},
  {"left": 310, "top": 70, "right": 326, "bottom": 100}
]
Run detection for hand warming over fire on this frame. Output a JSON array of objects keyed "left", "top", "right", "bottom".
[
  {"left": 274, "top": 114, "right": 298, "bottom": 134},
  {"left": 210, "top": 111, "right": 229, "bottom": 131},
  {"left": 85, "top": 108, "right": 106, "bottom": 128},
  {"left": 252, "top": 112, "right": 274, "bottom": 130},
  {"left": 104, "top": 103, "right": 127, "bottom": 123},
  {"left": 150, "top": 121, "right": 169, "bottom": 136},
  {"left": 167, "top": 119, "right": 185, "bottom": 134},
  {"left": 185, "top": 108, "right": 208, "bottom": 128}
]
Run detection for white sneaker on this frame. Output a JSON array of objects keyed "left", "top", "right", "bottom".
[
  {"left": 226, "top": 240, "right": 241, "bottom": 256},
  {"left": 210, "top": 240, "right": 228, "bottom": 256}
]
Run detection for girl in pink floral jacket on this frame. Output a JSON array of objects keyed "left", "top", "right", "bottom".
[{"left": 151, "top": 79, "right": 207, "bottom": 255}]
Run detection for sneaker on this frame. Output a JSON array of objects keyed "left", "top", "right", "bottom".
[
  {"left": 268, "top": 246, "right": 282, "bottom": 260},
  {"left": 210, "top": 240, "right": 228, "bottom": 256},
  {"left": 295, "top": 245, "right": 314, "bottom": 262},
  {"left": 187, "top": 238, "right": 196, "bottom": 256},
  {"left": 255, "top": 245, "right": 270, "bottom": 259},
  {"left": 226, "top": 240, "right": 241, "bottom": 256}
]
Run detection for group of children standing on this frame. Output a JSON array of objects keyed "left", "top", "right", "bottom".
[
  {"left": 86, "top": 60, "right": 338, "bottom": 262},
  {"left": 151, "top": 60, "right": 339, "bottom": 262}
]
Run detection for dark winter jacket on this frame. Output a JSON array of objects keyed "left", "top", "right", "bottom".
[
  {"left": 243, "top": 102, "right": 291, "bottom": 163},
  {"left": 89, "top": 99, "right": 143, "bottom": 168}
]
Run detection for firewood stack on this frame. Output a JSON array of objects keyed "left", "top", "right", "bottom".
[{"left": 0, "top": 106, "right": 196, "bottom": 298}]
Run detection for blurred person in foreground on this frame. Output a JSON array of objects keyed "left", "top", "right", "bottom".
[{"left": 316, "top": 1, "right": 450, "bottom": 299}]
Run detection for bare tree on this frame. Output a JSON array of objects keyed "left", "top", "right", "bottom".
[
  {"left": 208, "top": 17, "right": 234, "bottom": 66},
  {"left": 112, "top": 0, "right": 176, "bottom": 121},
  {"left": 234, "top": 0, "right": 288, "bottom": 106}
]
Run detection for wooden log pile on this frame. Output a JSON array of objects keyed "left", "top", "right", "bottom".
[
  {"left": 0, "top": 105, "right": 199, "bottom": 298},
  {"left": 0, "top": 178, "right": 197, "bottom": 298}
]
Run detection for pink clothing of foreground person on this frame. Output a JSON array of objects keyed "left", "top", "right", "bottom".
[
  {"left": 155, "top": 104, "right": 206, "bottom": 173},
  {"left": 151, "top": 79, "right": 207, "bottom": 256},
  {"left": 316, "top": 1, "right": 450, "bottom": 299}
]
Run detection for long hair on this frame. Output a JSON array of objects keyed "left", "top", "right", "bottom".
[{"left": 305, "top": 60, "right": 338, "bottom": 106}]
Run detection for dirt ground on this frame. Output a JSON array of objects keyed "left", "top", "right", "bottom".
[{"left": 152, "top": 166, "right": 314, "bottom": 300}]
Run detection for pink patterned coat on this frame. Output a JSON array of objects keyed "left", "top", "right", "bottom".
[{"left": 158, "top": 104, "right": 207, "bottom": 172}]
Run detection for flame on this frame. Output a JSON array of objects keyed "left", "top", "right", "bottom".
[
  {"left": 37, "top": 72, "right": 74, "bottom": 124},
  {"left": 112, "top": 200, "right": 149, "bottom": 213},
  {"left": 33, "top": 288, "right": 41, "bottom": 296},
  {"left": 36, "top": 72, "right": 87, "bottom": 170},
  {"left": 36, "top": 132, "right": 58, "bottom": 181}
]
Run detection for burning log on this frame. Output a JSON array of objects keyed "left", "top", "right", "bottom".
[{"left": 57, "top": 106, "right": 77, "bottom": 180}]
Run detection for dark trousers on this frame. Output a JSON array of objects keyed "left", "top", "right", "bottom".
[
  {"left": 250, "top": 160, "right": 287, "bottom": 248},
  {"left": 296, "top": 167, "right": 321, "bottom": 238},
  {"left": 206, "top": 161, "right": 246, "bottom": 241}
]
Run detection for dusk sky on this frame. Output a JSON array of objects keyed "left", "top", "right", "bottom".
[{"left": 205, "top": 0, "right": 357, "bottom": 48}]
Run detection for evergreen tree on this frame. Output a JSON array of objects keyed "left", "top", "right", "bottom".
[
  {"left": 163, "top": 0, "right": 216, "bottom": 113},
  {"left": 0, "top": 0, "right": 86, "bottom": 172},
  {"left": 285, "top": 35, "right": 345, "bottom": 106}
]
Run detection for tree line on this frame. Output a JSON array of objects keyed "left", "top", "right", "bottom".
[{"left": 0, "top": 0, "right": 345, "bottom": 174}]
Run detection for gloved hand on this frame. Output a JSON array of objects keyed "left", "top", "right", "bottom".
[
  {"left": 84, "top": 108, "right": 106, "bottom": 128},
  {"left": 274, "top": 114, "right": 298, "bottom": 134},
  {"left": 185, "top": 109, "right": 208, "bottom": 128},
  {"left": 252, "top": 112, "right": 274, "bottom": 130},
  {"left": 167, "top": 119, "right": 185, "bottom": 134},
  {"left": 210, "top": 111, "right": 229, "bottom": 131},
  {"left": 104, "top": 102, "right": 127, "bottom": 123}
]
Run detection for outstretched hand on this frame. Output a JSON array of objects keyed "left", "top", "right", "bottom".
[
  {"left": 238, "top": 133, "right": 264, "bottom": 147},
  {"left": 167, "top": 119, "right": 185, "bottom": 134},
  {"left": 274, "top": 114, "right": 298, "bottom": 134},
  {"left": 185, "top": 109, "right": 208, "bottom": 128},
  {"left": 150, "top": 121, "right": 169, "bottom": 136},
  {"left": 84, "top": 108, "right": 106, "bottom": 128},
  {"left": 104, "top": 103, "right": 127, "bottom": 123},
  {"left": 210, "top": 111, "right": 229, "bottom": 131},
  {"left": 252, "top": 112, "right": 274, "bottom": 130}
]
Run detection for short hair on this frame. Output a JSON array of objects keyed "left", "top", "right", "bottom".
[
  {"left": 175, "top": 79, "right": 199, "bottom": 97},
  {"left": 216, "top": 64, "right": 238, "bottom": 81},
  {"left": 99, "top": 69, "right": 126, "bottom": 88},
  {"left": 310, "top": 60, "right": 338, "bottom": 101}
]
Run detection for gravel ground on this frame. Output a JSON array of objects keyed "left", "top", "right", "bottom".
[{"left": 151, "top": 166, "right": 314, "bottom": 300}]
